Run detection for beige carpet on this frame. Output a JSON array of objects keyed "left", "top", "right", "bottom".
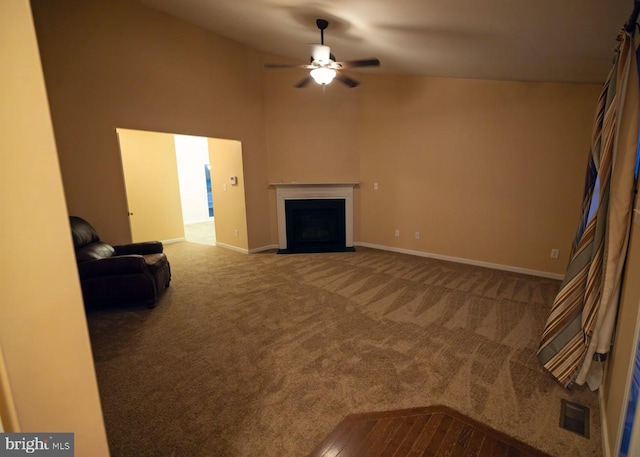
[
  {"left": 184, "top": 219, "right": 216, "bottom": 245},
  {"left": 87, "top": 243, "right": 601, "bottom": 457}
]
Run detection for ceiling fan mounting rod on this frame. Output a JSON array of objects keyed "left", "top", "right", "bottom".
[{"left": 316, "top": 19, "right": 329, "bottom": 45}]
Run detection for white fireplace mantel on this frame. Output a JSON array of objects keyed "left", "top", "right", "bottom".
[{"left": 270, "top": 182, "right": 358, "bottom": 250}]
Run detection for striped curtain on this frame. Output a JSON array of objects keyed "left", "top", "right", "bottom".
[{"left": 537, "top": 27, "right": 639, "bottom": 389}]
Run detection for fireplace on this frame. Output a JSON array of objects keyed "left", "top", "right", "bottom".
[
  {"left": 282, "top": 199, "right": 350, "bottom": 253},
  {"left": 271, "top": 183, "right": 357, "bottom": 254}
]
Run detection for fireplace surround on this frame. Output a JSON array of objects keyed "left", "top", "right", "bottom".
[{"left": 271, "top": 183, "right": 357, "bottom": 253}]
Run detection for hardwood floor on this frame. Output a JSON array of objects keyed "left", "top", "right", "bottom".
[{"left": 308, "top": 405, "right": 553, "bottom": 457}]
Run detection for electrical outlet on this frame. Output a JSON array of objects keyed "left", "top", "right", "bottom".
[
  {"left": 550, "top": 248, "right": 559, "bottom": 259},
  {"left": 394, "top": 229, "right": 400, "bottom": 237},
  {"left": 374, "top": 182, "right": 379, "bottom": 190},
  {"left": 415, "top": 232, "right": 420, "bottom": 240},
  {"left": 234, "top": 229, "right": 239, "bottom": 237}
]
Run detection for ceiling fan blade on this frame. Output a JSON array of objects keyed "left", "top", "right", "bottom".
[
  {"left": 335, "top": 73, "right": 359, "bottom": 88},
  {"left": 338, "top": 58, "right": 380, "bottom": 69},
  {"left": 294, "top": 76, "right": 313, "bottom": 88},
  {"left": 264, "top": 64, "right": 292, "bottom": 69}
]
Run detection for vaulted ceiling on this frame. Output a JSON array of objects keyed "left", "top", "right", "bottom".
[{"left": 136, "top": 0, "right": 635, "bottom": 84}]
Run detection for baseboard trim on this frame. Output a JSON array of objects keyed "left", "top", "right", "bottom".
[
  {"left": 242, "top": 241, "right": 565, "bottom": 279},
  {"left": 599, "top": 387, "right": 612, "bottom": 457},
  {"left": 215, "top": 242, "right": 249, "bottom": 254},
  {"left": 162, "top": 237, "right": 187, "bottom": 244},
  {"left": 355, "top": 242, "right": 565, "bottom": 280},
  {"left": 249, "top": 244, "right": 279, "bottom": 254}
]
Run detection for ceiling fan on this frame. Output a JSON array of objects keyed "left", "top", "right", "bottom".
[{"left": 265, "top": 19, "right": 380, "bottom": 88}]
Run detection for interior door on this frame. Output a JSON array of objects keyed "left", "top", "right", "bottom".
[{"left": 117, "top": 128, "right": 185, "bottom": 242}]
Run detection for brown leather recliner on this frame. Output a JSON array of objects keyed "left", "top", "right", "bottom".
[{"left": 70, "top": 216, "right": 171, "bottom": 308}]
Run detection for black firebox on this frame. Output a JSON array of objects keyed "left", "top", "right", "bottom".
[{"left": 279, "top": 199, "right": 354, "bottom": 254}]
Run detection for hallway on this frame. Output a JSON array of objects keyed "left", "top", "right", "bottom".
[{"left": 184, "top": 219, "right": 216, "bottom": 245}]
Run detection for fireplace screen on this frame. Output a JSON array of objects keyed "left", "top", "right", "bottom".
[{"left": 282, "top": 199, "right": 351, "bottom": 253}]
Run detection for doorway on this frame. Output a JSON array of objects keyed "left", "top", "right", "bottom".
[
  {"left": 174, "top": 134, "right": 216, "bottom": 245},
  {"left": 116, "top": 128, "right": 249, "bottom": 251}
]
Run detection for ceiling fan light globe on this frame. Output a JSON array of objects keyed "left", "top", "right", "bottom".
[{"left": 310, "top": 67, "right": 337, "bottom": 85}]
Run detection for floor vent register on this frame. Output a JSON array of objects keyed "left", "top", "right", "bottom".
[{"left": 560, "top": 399, "right": 590, "bottom": 438}]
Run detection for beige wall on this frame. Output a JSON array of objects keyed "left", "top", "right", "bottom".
[
  {"left": 360, "top": 76, "right": 598, "bottom": 274},
  {"left": 209, "top": 139, "right": 249, "bottom": 250},
  {"left": 117, "top": 128, "right": 185, "bottom": 242},
  {"left": 602, "top": 208, "right": 640, "bottom": 456},
  {"left": 30, "top": 0, "right": 271, "bottom": 249},
  {"left": 263, "top": 71, "right": 361, "bottom": 183},
  {"left": 0, "top": 1, "right": 109, "bottom": 454},
  {"left": 264, "top": 72, "right": 599, "bottom": 274}
]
